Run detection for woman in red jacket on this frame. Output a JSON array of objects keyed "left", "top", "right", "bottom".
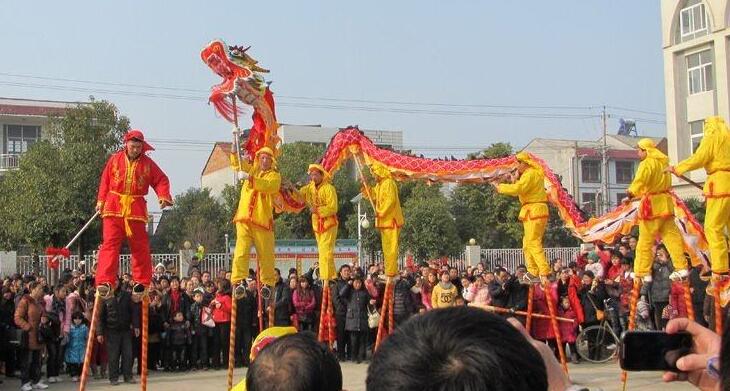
[{"left": 210, "top": 279, "right": 232, "bottom": 370}]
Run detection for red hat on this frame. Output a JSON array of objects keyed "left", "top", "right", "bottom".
[{"left": 123, "top": 129, "right": 154, "bottom": 152}]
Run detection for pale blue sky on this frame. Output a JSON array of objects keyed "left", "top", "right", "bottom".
[{"left": 1, "top": 1, "right": 666, "bottom": 195}]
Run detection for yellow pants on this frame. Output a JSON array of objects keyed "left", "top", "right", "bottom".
[
  {"left": 634, "top": 217, "right": 686, "bottom": 277},
  {"left": 315, "top": 227, "right": 337, "bottom": 281},
  {"left": 522, "top": 217, "right": 550, "bottom": 276},
  {"left": 705, "top": 197, "right": 730, "bottom": 274},
  {"left": 232, "top": 222, "right": 277, "bottom": 287},
  {"left": 380, "top": 228, "right": 400, "bottom": 277}
]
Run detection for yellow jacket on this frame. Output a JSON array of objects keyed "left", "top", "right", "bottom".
[
  {"left": 233, "top": 156, "right": 281, "bottom": 230},
  {"left": 628, "top": 154, "right": 674, "bottom": 220},
  {"left": 497, "top": 167, "right": 549, "bottom": 221},
  {"left": 431, "top": 283, "right": 457, "bottom": 308},
  {"left": 675, "top": 117, "right": 730, "bottom": 198},
  {"left": 371, "top": 177, "right": 404, "bottom": 229},
  {"left": 297, "top": 181, "right": 338, "bottom": 233}
]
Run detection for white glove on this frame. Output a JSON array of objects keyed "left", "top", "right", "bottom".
[{"left": 237, "top": 171, "right": 249, "bottom": 181}]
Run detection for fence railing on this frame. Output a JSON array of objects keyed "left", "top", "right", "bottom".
[
  {"left": 13, "top": 247, "right": 580, "bottom": 281},
  {"left": 0, "top": 153, "right": 20, "bottom": 171},
  {"left": 480, "top": 247, "right": 580, "bottom": 273}
]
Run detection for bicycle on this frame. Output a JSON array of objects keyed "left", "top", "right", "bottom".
[{"left": 575, "top": 299, "right": 622, "bottom": 363}]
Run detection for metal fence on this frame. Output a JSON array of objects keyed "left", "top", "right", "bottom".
[
  {"left": 13, "top": 247, "right": 579, "bottom": 281},
  {"left": 480, "top": 247, "right": 581, "bottom": 272}
]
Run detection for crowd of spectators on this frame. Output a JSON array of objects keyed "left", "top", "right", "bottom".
[{"left": 0, "top": 232, "right": 726, "bottom": 390}]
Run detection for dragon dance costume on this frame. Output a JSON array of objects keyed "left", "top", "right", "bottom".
[
  {"left": 294, "top": 164, "right": 339, "bottom": 281},
  {"left": 628, "top": 138, "right": 687, "bottom": 279},
  {"left": 497, "top": 152, "right": 550, "bottom": 277},
  {"left": 366, "top": 162, "right": 404, "bottom": 277},
  {"left": 96, "top": 130, "right": 172, "bottom": 288},
  {"left": 231, "top": 147, "right": 281, "bottom": 287}
]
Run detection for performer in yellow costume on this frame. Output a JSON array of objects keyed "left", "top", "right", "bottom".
[
  {"left": 496, "top": 152, "right": 550, "bottom": 281},
  {"left": 294, "top": 164, "right": 339, "bottom": 281},
  {"left": 366, "top": 162, "right": 404, "bottom": 277},
  {"left": 231, "top": 147, "right": 282, "bottom": 288},
  {"left": 670, "top": 116, "right": 730, "bottom": 285},
  {"left": 625, "top": 139, "right": 687, "bottom": 282}
]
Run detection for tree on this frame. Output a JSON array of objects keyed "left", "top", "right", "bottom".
[
  {"left": 273, "top": 142, "right": 360, "bottom": 239},
  {"left": 683, "top": 197, "right": 706, "bottom": 223},
  {"left": 0, "top": 100, "right": 128, "bottom": 254},
  {"left": 153, "top": 188, "right": 228, "bottom": 252},
  {"left": 401, "top": 183, "right": 461, "bottom": 259}
]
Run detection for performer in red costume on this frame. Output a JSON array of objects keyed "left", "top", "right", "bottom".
[{"left": 95, "top": 130, "right": 173, "bottom": 294}]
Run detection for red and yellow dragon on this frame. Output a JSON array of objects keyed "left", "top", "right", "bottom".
[{"left": 201, "top": 40, "right": 711, "bottom": 270}]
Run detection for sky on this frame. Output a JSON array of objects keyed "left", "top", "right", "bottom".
[{"left": 0, "top": 1, "right": 667, "bottom": 199}]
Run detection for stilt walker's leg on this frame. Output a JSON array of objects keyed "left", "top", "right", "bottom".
[
  {"left": 621, "top": 278, "right": 642, "bottom": 390},
  {"left": 256, "top": 265, "right": 264, "bottom": 333},
  {"left": 140, "top": 293, "right": 149, "bottom": 391},
  {"left": 79, "top": 292, "right": 103, "bottom": 391},
  {"left": 543, "top": 280, "right": 568, "bottom": 375},
  {"left": 388, "top": 282, "right": 395, "bottom": 335},
  {"left": 327, "top": 286, "right": 336, "bottom": 350},
  {"left": 683, "top": 279, "right": 694, "bottom": 321},
  {"left": 713, "top": 284, "right": 723, "bottom": 334},
  {"left": 526, "top": 284, "right": 535, "bottom": 333},
  {"left": 227, "top": 295, "right": 238, "bottom": 391},
  {"left": 318, "top": 284, "right": 329, "bottom": 343},
  {"left": 374, "top": 277, "right": 392, "bottom": 350}
]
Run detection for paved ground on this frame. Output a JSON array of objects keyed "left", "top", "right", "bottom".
[{"left": 6, "top": 361, "right": 693, "bottom": 391}]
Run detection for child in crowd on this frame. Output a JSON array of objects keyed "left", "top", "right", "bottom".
[
  {"left": 65, "top": 312, "right": 88, "bottom": 382},
  {"left": 166, "top": 311, "right": 192, "bottom": 371},
  {"left": 188, "top": 289, "right": 210, "bottom": 370},
  {"left": 558, "top": 296, "right": 579, "bottom": 363},
  {"left": 431, "top": 271, "right": 457, "bottom": 309}
]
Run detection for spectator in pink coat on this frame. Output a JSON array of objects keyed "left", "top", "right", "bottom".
[
  {"left": 420, "top": 270, "right": 438, "bottom": 310},
  {"left": 292, "top": 276, "right": 317, "bottom": 331},
  {"left": 463, "top": 274, "right": 490, "bottom": 306}
]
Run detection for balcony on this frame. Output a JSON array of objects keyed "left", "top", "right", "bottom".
[{"left": 0, "top": 154, "right": 20, "bottom": 172}]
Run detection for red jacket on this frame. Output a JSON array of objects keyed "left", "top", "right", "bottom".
[
  {"left": 211, "top": 293, "right": 232, "bottom": 323},
  {"left": 669, "top": 282, "right": 688, "bottom": 319},
  {"left": 97, "top": 151, "right": 172, "bottom": 223},
  {"left": 530, "top": 284, "right": 556, "bottom": 341}
]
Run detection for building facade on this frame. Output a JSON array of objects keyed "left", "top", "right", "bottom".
[
  {"left": 661, "top": 0, "right": 730, "bottom": 197},
  {"left": 201, "top": 124, "right": 403, "bottom": 198},
  {"left": 523, "top": 135, "right": 667, "bottom": 215},
  {"left": 0, "top": 98, "right": 80, "bottom": 173}
]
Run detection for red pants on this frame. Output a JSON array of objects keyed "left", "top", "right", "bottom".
[{"left": 97, "top": 217, "right": 152, "bottom": 287}]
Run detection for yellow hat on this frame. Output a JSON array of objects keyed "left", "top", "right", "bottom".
[
  {"left": 515, "top": 151, "right": 540, "bottom": 170},
  {"left": 704, "top": 116, "right": 728, "bottom": 137},
  {"left": 637, "top": 138, "right": 668, "bottom": 164},
  {"left": 308, "top": 163, "right": 331, "bottom": 180}
]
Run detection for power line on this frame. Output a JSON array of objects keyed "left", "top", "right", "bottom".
[{"left": 0, "top": 71, "right": 665, "bottom": 118}]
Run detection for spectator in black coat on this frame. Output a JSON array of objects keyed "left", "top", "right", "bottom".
[
  {"left": 271, "top": 269, "right": 292, "bottom": 327},
  {"left": 0, "top": 287, "right": 17, "bottom": 379},
  {"left": 341, "top": 275, "right": 372, "bottom": 363},
  {"left": 234, "top": 286, "right": 256, "bottom": 367},
  {"left": 330, "top": 265, "right": 352, "bottom": 361},
  {"left": 488, "top": 268, "right": 511, "bottom": 308},
  {"left": 98, "top": 286, "right": 135, "bottom": 385}
]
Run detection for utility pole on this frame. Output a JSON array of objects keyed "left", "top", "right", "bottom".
[{"left": 601, "top": 106, "right": 609, "bottom": 214}]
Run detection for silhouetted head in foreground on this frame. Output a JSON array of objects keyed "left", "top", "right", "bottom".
[{"left": 367, "top": 306, "right": 548, "bottom": 391}]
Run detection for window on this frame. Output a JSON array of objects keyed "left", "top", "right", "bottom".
[
  {"left": 687, "top": 50, "right": 713, "bottom": 94},
  {"left": 4, "top": 125, "right": 41, "bottom": 154},
  {"left": 615, "top": 161, "right": 634, "bottom": 184},
  {"left": 581, "top": 160, "right": 601, "bottom": 183},
  {"left": 690, "top": 120, "right": 704, "bottom": 152},
  {"left": 582, "top": 193, "right": 597, "bottom": 215},
  {"left": 679, "top": 2, "right": 708, "bottom": 41}
]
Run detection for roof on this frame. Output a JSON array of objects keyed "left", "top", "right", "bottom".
[
  {"left": 524, "top": 134, "right": 667, "bottom": 155},
  {"left": 0, "top": 97, "right": 83, "bottom": 117},
  {"left": 201, "top": 142, "right": 233, "bottom": 176}
]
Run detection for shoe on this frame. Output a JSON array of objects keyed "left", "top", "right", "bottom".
[
  {"left": 96, "top": 282, "right": 113, "bottom": 299},
  {"left": 669, "top": 269, "right": 688, "bottom": 282},
  {"left": 72, "top": 376, "right": 79, "bottom": 382},
  {"left": 521, "top": 272, "right": 541, "bottom": 285},
  {"left": 47, "top": 377, "right": 56, "bottom": 384},
  {"left": 571, "top": 353, "right": 580, "bottom": 364},
  {"left": 31, "top": 382, "right": 48, "bottom": 390},
  {"left": 606, "top": 343, "right": 617, "bottom": 351},
  {"left": 21, "top": 383, "right": 32, "bottom": 391},
  {"left": 124, "top": 378, "right": 138, "bottom": 384},
  {"left": 110, "top": 379, "right": 120, "bottom": 386}
]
